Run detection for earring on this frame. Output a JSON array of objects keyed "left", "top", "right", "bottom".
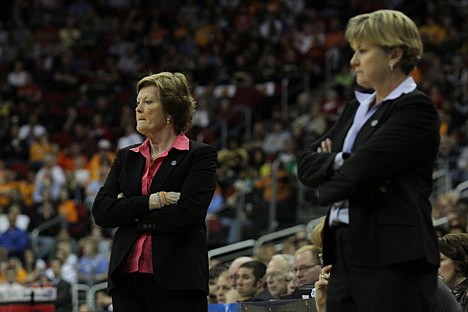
[
  {"left": 166, "top": 117, "right": 170, "bottom": 124},
  {"left": 390, "top": 64, "right": 394, "bottom": 71}
]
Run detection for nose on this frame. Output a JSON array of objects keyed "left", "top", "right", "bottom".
[
  {"left": 350, "top": 52, "right": 358, "bottom": 67},
  {"left": 135, "top": 102, "right": 142, "bottom": 113}
]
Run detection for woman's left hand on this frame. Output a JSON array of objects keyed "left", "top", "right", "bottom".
[{"left": 315, "top": 264, "right": 332, "bottom": 312}]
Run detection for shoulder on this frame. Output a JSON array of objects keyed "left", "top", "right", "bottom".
[{"left": 189, "top": 140, "right": 217, "bottom": 155}]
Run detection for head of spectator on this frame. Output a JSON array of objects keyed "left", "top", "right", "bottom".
[
  {"left": 286, "top": 270, "right": 297, "bottom": 295},
  {"left": 215, "top": 270, "right": 231, "bottom": 304},
  {"left": 266, "top": 253, "right": 294, "bottom": 299},
  {"left": 236, "top": 260, "right": 268, "bottom": 301},
  {"left": 293, "top": 245, "right": 322, "bottom": 286},
  {"left": 228, "top": 256, "right": 253, "bottom": 289},
  {"left": 208, "top": 264, "right": 228, "bottom": 304},
  {"left": 438, "top": 233, "right": 468, "bottom": 292}
]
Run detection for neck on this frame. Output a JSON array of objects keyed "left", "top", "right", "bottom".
[
  {"left": 147, "top": 129, "right": 178, "bottom": 159},
  {"left": 374, "top": 72, "right": 408, "bottom": 104}
]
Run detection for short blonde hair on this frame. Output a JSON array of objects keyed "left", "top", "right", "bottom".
[
  {"left": 137, "top": 72, "right": 196, "bottom": 133},
  {"left": 294, "top": 245, "right": 321, "bottom": 265},
  {"left": 345, "top": 9, "right": 423, "bottom": 75}
]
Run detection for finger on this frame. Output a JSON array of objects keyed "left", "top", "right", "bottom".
[
  {"left": 317, "top": 147, "right": 322, "bottom": 153},
  {"left": 325, "top": 138, "right": 332, "bottom": 151}
]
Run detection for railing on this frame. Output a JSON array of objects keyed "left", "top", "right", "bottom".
[{"left": 30, "top": 215, "right": 64, "bottom": 256}]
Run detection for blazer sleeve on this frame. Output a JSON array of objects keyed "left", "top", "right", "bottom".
[
  {"left": 92, "top": 148, "right": 149, "bottom": 228},
  {"left": 297, "top": 101, "right": 356, "bottom": 188},
  {"left": 318, "top": 92, "right": 439, "bottom": 206},
  {"left": 137, "top": 143, "right": 217, "bottom": 234}
]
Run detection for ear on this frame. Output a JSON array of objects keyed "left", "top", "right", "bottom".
[{"left": 389, "top": 47, "right": 404, "bottom": 68}]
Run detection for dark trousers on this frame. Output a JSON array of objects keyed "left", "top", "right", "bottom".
[
  {"left": 327, "top": 226, "right": 438, "bottom": 312},
  {"left": 112, "top": 272, "right": 208, "bottom": 312}
]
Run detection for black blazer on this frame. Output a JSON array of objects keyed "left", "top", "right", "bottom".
[
  {"left": 92, "top": 140, "right": 217, "bottom": 293},
  {"left": 298, "top": 89, "right": 440, "bottom": 267}
]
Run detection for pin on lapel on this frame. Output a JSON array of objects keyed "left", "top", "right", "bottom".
[
  {"left": 171, "top": 160, "right": 177, "bottom": 166},
  {"left": 371, "top": 120, "right": 378, "bottom": 127}
]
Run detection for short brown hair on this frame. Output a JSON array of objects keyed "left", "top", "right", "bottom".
[
  {"left": 137, "top": 72, "right": 196, "bottom": 133},
  {"left": 438, "top": 233, "right": 468, "bottom": 276}
]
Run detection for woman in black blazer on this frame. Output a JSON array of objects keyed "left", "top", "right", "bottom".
[
  {"left": 92, "top": 72, "right": 217, "bottom": 312},
  {"left": 298, "top": 10, "right": 440, "bottom": 312}
]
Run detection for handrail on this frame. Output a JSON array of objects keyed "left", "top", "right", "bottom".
[
  {"left": 208, "top": 239, "right": 256, "bottom": 262},
  {"left": 253, "top": 224, "right": 306, "bottom": 255},
  {"left": 30, "top": 215, "right": 64, "bottom": 255},
  {"left": 87, "top": 282, "right": 108, "bottom": 311}
]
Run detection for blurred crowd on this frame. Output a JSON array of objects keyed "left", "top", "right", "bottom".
[{"left": 0, "top": 0, "right": 467, "bottom": 310}]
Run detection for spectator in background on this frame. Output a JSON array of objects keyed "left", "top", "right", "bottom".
[
  {"left": 0, "top": 204, "right": 29, "bottom": 233},
  {"left": 261, "top": 120, "right": 292, "bottom": 158},
  {"left": 87, "top": 139, "right": 115, "bottom": 181},
  {"left": 236, "top": 260, "right": 270, "bottom": 302},
  {"left": 48, "top": 257, "right": 72, "bottom": 312},
  {"left": 208, "top": 264, "right": 228, "bottom": 304},
  {"left": 0, "top": 264, "right": 25, "bottom": 298},
  {"left": 77, "top": 236, "right": 109, "bottom": 286},
  {"left": 293, "top": 245, "right": 322, "bottom": 289},
  {"left": 116, "top": 122, "right": 143, "bottom": 151},
  {"left": 22, "top": 248, "right": 46, "bottom": 284},
  {"left": 225, "top": 256, "right": 253, "bottom": 303},
  {"left": 438, "top": 233, "right": 468, "bottom": 311},
  {"left": 46, "top": 240, "right": 78, "bottom": 285},
  {"left": 266, "top": 253, "right": 294, "bottom": 299},
  {"left": 28, "top": 200, "right": 60, "bottom": 260},
  {"left": 215, "top": 270, "right": 231, "bottom": 304},
  {"left": 0, "top": 206, "right": 30, "bottom": 258},
  {"left": 32, "top": 153, "right": 66, "bottom": 204}
]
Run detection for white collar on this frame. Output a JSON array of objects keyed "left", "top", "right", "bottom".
[{"left": 354, "top": 76, "right": 417, "bottom": 106}]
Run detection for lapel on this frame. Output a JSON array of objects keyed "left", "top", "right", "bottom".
[
  {"left": 353, "top": 100, "right": 392, "bottom": 148},
  {"left": 149, "top": 146, "right": 190, "bottom": 191},
  {"left": 334, "top": 101, "right": 358, "bottom": 151}
]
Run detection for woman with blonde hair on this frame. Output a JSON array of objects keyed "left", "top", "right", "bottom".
[{"left": 298, "top": 9, "right": 440, "bottom": 311}]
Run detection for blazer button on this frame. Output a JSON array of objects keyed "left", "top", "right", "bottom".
[{"left": 143, "top": 224, "right": 147, "bottom": 229}]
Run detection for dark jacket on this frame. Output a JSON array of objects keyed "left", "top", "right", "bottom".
[
  {"left": 298, "top": 90, "right": 440, "bottom": 267},
  {"left": 92, "top": 140, "right": 217, "bottom": 293}
]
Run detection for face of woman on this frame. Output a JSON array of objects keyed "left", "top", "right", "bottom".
[
  {"left": 350, "top": 40, "right": 392, "bottom": 91},
  {"left": 135, "top": 85, "right": 167, "bottom": 137},
  {"left": 438, "top": 253, "right": 457, "bottom": 289}
]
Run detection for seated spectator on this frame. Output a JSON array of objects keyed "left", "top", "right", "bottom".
[
  {"left": 28, "top": 200, "right": 61, "bottom": 260},
  {"left": 0, "top": 204, "right": 30, "bottom": 233},
  {"left": 0, "top": 206, "right": 30, "bottom": 258},
  {"left": 208, "top": 264, "right": 228, "bottom": 304},
  {"left": 87, "top": 139, "right": 115, "bottom": 181},
  {"left": 236, "top": 260, "right": 270, "bottom": 302},
  {"left": 48, "top": 257, "right": 72, "bottom": 312},
  {"left": 32, "top": 153, "right": 66, "bottom": 204},
  {"left": 265, "top": 254, "right": 294, "bottom": 299},
  {"left": 22, "top": 248, "right": 46, "bottom": 284},
  {"left": 215, "top": 270, "right": 231, "bottom": 304},
  {"left": 291, "top": 245, "right": 322, "bottom": 296},
  {"left": 77, "top": 236, "right": 109, "bottom": 286},
  {"left": 261, "top": 120, "right": 292, "bottom": 158},
  {"left": 0, "top": 264, "right": 25, "bottom": 298},
  {"left": 45, "top": 240, "right": 78, "bottom": 285},
  {"left": 438, "top": 233, "right": 468, "bottom": 310},
  {"left": 225, "top": 256, "right": 253, "bottom": 303},
  {"left": 96, "top": 290, "right": 113, "bottom": 311},
  {"left": 116, "top": 123, "right": 143, "bottom": 151}
]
